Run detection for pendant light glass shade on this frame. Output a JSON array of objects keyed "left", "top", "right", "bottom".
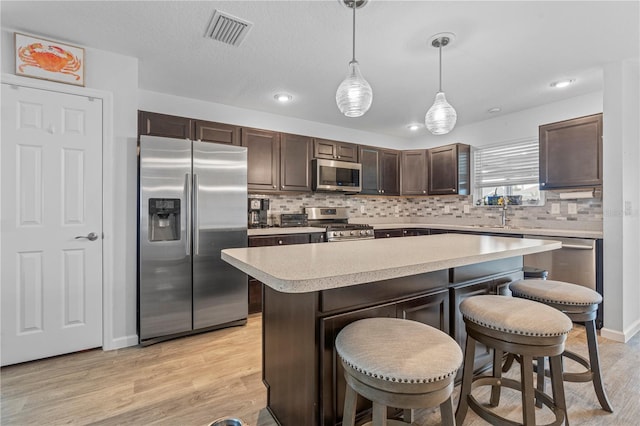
[
  {"left": 336, "top": 60, "right": 373, "bottom": 117},
  {"left": 425, "top": 91, "right": 457, "bottom": 135},
  {"left": 425, "top": 34, "right": 457, "bottom": 135}
]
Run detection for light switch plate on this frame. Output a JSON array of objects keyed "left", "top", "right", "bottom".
[
  {"left": 394, "top": 205, "right": 400, "bottom": 214},
  {"left": 625, "top": 201, "right": 632, "bottom": 216},
  {"left": 463, "top": 204, "right": 470, "bottom": 214},
  {"left": 551, "top": 203, "right": 560, "bottom": 215},
  {"left": 444, "top": 205, "right": 450, "bottom": 214},
  {"left": 360, "top": 205, "right": 366, "bottom": 214},
  {"left": 568, "top": 203, "right": 577, "bottom": 215}
]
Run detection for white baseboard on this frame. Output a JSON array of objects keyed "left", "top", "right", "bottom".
[
  {"left": 103, "top": 334, "right": 139, "bottom": 351},
  {"left": 601, "top": 318, "right": 640, "bottom": 343}
]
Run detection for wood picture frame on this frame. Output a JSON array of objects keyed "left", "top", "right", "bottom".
[{"left": 15, "top": 32, "right": 85, "bottom": 87}]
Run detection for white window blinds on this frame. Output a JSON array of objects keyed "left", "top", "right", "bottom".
[{"left": 474, "top": 138, "right": 539, "bottom": 188}]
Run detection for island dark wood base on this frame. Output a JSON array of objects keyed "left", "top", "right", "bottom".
[{"left": 261, "top": 257, "right": 524, "bottom": 426}]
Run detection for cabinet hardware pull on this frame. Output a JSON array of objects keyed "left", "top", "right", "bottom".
[
  {"left": 278, "top": 240, "right": 283, "bottom": 245},
  {"left": 272, "top": 185, "right": 276, "bottom": 188}
]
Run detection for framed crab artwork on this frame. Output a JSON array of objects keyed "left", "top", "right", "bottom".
[{"left": 15, "top": 33, "right": 85, "bottom": 86}]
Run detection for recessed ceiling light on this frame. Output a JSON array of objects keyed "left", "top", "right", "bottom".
[
  {"left": 550, "top": 79, "right": 575, "bottom": 88},
  {"left": 407, "top": 124, "right": 421, "bottom": 131},
  {"left": 488, "top": 107, "right": 502, "bottom": 113},
  {"left": 274, "top": 93, "right": 293, "bottom": 103}
]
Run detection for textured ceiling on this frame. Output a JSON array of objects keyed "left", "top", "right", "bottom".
[{"left": 2, "top": 1, "right": 638, "bottom": 140}]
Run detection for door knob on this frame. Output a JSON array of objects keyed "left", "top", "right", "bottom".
[{"left": 75, "top": 232, "right": 98, "bottom": 241}]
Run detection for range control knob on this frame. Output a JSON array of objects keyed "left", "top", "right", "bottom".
[
  {"left": 350, "top": 231, "right": 356, "bottom": 236},
  {"left": 360, "top": 230, "right": 366, "bottom": 236}
]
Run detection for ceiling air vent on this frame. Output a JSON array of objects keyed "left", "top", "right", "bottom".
[{"left": 205, "top": 9, "right": 253, "bottom": 47}]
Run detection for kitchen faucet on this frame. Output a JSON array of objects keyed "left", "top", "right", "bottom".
[{"left": 500, "top": 199, "right": 509, "bottom": 227}]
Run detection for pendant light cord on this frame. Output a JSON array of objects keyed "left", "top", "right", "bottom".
[
  {"left": 438, "top": 44, "right": 443, "bottom": 92},
  {"left": 351, "top": 1, "right": 357, "bottom": 62}
]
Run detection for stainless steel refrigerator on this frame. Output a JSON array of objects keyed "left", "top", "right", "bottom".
[{"left": 138, "top": 135, "right": 248, "bottom": 344}]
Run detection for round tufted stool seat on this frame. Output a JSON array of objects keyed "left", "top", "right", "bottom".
[
  {"left": 335, "top": 317, "right": 462, "bottom": 426},
  {"left": 456, "top": 295, "right": 572, "bottom": 426},
  {"left": 510, "top": 279, "right": 613, "bottom": 412}
]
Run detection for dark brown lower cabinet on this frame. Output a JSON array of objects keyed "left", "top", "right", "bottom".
[{"left": 374, "top": 229, "right": 403, "bottom": 239}]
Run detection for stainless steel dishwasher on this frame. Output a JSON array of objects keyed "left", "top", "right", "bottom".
[{"left": 523, "top": 235, "right": 603, "bottom": 328}]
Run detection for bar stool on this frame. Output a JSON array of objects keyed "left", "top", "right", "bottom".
[
  {"left": 335, "top": 317, "right": 462, "bottom": 426},
  {"left": 510, "top": 279, "right": 614, "bottom": 412},
  {"left": 456, "top": 295, "right": 572, "bottom": 426}
]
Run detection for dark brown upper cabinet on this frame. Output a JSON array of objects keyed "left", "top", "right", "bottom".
[
  {"left": 427, "top": 143, "right": 470, "bottom": 196},
  {"left": 242, "top": 128, "right": 280, "bottom": 192},
  {"left": 401, "top": 150, "right": 428, "bottom": 195},
  {"left": 359, "top": 146, "right": 400, "bottom": 196},
  {"left": 138, "top": 111, "right": 192, "bottom": 139},
  {"left": 194, "top": 120, "right": 241, "bottom": 146},
  {"left": 280, "top": 133, "right": 313, "bottom": 192},
  {"left": 539, "top": 113, "right": 603, "bottom": 190},
  {"left": 313, "top": 138, "right": 358, "bottom": 162}
]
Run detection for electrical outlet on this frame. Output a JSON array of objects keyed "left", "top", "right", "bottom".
[
  {"left": 463, "top": 204, "right": 470, "bottom": 214},
  {"left": 568, "top": 203, "right": 577, "bottom": 215},
  {"left": 551, "top": 203, "right": 560, "bottom": 215},
  {"left": 444, "top": 205, "right": 450, "bottom": 214},
  {"left": 360, "top": 205, "right": 366, "bottom": 214},
  {"left": 394, "top": 205, "right": 400, "bottom": 214}
]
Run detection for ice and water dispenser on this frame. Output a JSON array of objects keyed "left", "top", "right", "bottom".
[{"left": 148, "top": 198, "right": 180, "bottom": 241}]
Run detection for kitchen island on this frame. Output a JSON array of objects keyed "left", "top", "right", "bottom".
[{"left": 222, "top": 234, "right": 560, "bottom": 426}]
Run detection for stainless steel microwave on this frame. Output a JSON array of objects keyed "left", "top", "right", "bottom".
[{"left": 312, "top": 159, "right": 362, "bottom": 193}]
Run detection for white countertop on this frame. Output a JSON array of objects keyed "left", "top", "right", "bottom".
[
  {"left": 369, "top": 223, "right": 603, "bottom": 239},
  {"left": 248, "top": 226, "right": 325, "bottom": 236},
  {"left": 222, "top": 234, "right": 561, "bottom": 294}
]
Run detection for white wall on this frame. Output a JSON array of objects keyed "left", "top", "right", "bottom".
[
  {"left": 602, "top": 58, "right": 640, "bottom": 342},
  {"left": 1, "top": 29, "right": 140, "bottom": 349}
]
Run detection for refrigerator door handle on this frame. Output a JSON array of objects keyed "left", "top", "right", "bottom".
[
  {"left": 184, "top": 173, "right": 191, "bottom": 256},
  {"left": 194, "top": 173, "right": 200, "bottom": 256}
]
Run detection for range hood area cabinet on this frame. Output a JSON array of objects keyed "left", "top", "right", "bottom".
[
  {"left": 241, "top": 128, "right": 313, "bottom": 193},
  {"left": 359, "top": 146, "right": 400, "bottom": 196},
  {"left": 427, "top": 143, "right": 470, "bottom": 195},
  {"left": 313, "top": 138, "right": 358, "bottom": 162},
  {"left": 539, "top": 113, "right": 603, "bottom": 190}
]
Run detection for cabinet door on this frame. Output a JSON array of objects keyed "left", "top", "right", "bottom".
[
  {"left": 320, "top": 305, "right": 396, "bottom": 426},
  {"left": 379, "top": 149, "right": 400, "bottom": 195},
  {"left": 401, "top": 150, "right": 428, "bottom": 195},
  {"left": 396, "top": 289, "right": 449, "bottom": 333},
  {"left": 402, "top": 228, "right": 430, "bottom": 237},
  {"left": 335, "top": 142, "right": 358, "bottom": 162},
  {"left": 138, "top": 111, "right": 192, "bottom": 139},
  {"left": 194, "top": 120, "right": 240, "bottom": 145},
  {"left": 374, "top": 229, "right": 403, "bottom": 239},
  {"left": 539, "top": 113, "right": 603, "bottom": 189},
  {"left": 281, "top": 133, "right": 313, "bottom": 192},
  {"left": 242, "top": 128, "right": 280, "bottom": 192},
  {"left": 359, "top": 146, "right": 380, "bottom": 195},
  {"left": 314, "top": 139, "right": 358, "bottom": 162},
  {"left": 428, "top": 143, "right": 470, "bottom": 195},
  {"left": 310, "top": 233, "right": 326, "bottom": 243}
]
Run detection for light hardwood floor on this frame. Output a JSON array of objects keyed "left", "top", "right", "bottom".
[{"left": 1, "top": 314, "right": 638, "bottom": 425}]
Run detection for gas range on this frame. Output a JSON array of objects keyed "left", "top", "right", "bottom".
[{"left": 305, "top": 207, "right": 374, "bottom": 242}]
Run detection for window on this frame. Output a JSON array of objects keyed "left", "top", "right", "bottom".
[{"left": 473, "top": 138, "right": 544, "bottom": 206}]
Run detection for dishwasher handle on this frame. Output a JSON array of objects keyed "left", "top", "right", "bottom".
[{"left": 561, "top": 243, "right": 594, "bottom": 250}]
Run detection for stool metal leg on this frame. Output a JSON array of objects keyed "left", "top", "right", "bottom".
[
  {"left": 440, "top": 396, "right": 456, "bottom": 426},
  {"left": 342, "top": 382, "right": 358, "bottom": 426},
  {"left": 520, "top": 354, "right": 536, "bottom": 425},
  {"left": 372, "top": 401, "right": 387, "bottom": 426},
  {"left": 490, "top": 348, "right": 503, "bottom": 407},
  {"left": 455, "top": 335, "right": 476, "bottom": 425},
  {"left": 584, "top": 319, "right": 614, "bottom": 412},
  {"left": 549, "top": 354, "right": 569, "bottom": 426}
]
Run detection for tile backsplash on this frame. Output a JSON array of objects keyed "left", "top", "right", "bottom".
[{"left": 252, "top": 191, "right": 602, "bottom": 232}]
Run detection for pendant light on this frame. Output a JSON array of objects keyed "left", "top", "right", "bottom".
[
  {"left": 425, "top": 33, "right": 457, "bottom": 135},
  {"left": 336, "top": 0, "right": 372, "bottom": 117}
]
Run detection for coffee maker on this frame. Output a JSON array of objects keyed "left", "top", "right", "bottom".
[{"left": 248, "top": 198, "right": 269, "bottom": 228}]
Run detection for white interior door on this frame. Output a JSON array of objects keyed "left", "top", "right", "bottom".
[{"left": 1, "top": 83, "right": 103, "bottom": 366}]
